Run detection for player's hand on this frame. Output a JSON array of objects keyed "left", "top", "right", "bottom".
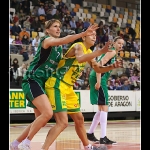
[
  {"left": 95, "top": 82, "right": 100, "bottom": 90},
  {"left": 112, "top": 60, "right": 123, "bottom": 68},
  {"left": 83, "top": 24, "right": 99, "bottom": 36},
  {"left": 99, "top": 41, "right": 114, "bottom": 54}
]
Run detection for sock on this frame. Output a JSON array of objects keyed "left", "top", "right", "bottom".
[
  {"left": 22, "top": 138, "right": 31, "bottom": 145},
  {"left": 88, "top": 111, "right": 100, "bottom": 134},
  {"left": 84, "top": 144, "right": 92, "bottom": 150},
  {"left": 100, "top": 111, "right": 108, "bottom": 138},
  {"left": 12, "top": 140, "right": 20, "bottom": 147}
]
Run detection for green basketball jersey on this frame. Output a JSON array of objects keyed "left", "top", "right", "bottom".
[
  {"left": 90, "top": 48, "right": 116, "bottom": 82},
  {"left": 22, "top": 35, "right": 63, "bottom": 84}
]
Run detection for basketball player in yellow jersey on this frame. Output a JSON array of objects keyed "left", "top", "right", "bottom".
[{"left": 42, "top": 29, "right": 122, "bottom": 150}]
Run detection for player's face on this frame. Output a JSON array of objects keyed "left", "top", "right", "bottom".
[
  {"left": 47, "top": 22, "right": 61, "bottom": 38},
  {"left": 114, "top": 39, "right": 124, "bottom": 51},
  {"left": 85, "top": 31, "right": 96, "bottom": 46}
]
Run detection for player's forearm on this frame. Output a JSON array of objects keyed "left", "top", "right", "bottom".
[
  {"left": 96, "top": 73, "right": 101, "bottom": 83},
  {"left": 60, "top": 32, "right": 85, "bottom": 45},
  {"left": 93, "top": 64, "right": 115, "bottom": 73},
  {"left": 77, "top": 50, "right": 103, "bottom": 63}
]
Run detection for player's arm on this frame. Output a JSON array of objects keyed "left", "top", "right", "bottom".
[
  {"left": 74, "top": 42, "right": 113, "bottom": 63},
  {"left": 95, "top": 73, "right": 101, "bottom": 90},
  {"left": 43, "top": 25, "right": 98, "bottom": 48},
  {"left": 99, "top": 51, "right": 116, "bottom": 66},
  {"left": 89, "top": 59, "right": 122, "bottom": 73}
]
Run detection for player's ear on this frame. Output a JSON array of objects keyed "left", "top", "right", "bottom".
[{"left": 82, "top": 37, "right": 86, "bottom": 41}]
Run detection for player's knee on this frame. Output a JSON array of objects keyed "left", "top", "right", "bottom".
[
  {"left": 42, "top": 110, "right": 53, "bottom": 121},
  {"left": 74, "top": 115, "right": 84, "bottom": 126},
  {"left": 57, "top": 119, "right": 68, "bottom": 130}
]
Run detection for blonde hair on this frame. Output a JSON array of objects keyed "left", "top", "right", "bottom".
[{"left": 44, "top": 19, "right": 62, "bottom": 35}]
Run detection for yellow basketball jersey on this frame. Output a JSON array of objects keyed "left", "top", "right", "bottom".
[{"left": 53, "top": 42, "right": 92, "bottom": 85}]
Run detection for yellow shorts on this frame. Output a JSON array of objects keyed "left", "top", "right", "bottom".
[{"left": 45, "top": 77, "right": 80, "bottom": 114}]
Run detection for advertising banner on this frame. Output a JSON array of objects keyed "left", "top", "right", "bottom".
[
  {"left": 94, "top": 91, "right": 136, "bottom": 112},
  {"left": 9, "top": 89, "right": 139, "bottom": 114}
]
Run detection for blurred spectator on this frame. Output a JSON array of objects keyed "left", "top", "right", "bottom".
[
  {"left": 53, "top": 10, "right": 61, "bottom": 20},
  {"left": 13, "top": 13, "right": 19, "bottom": 23},
  {"left": 108, "top": 31, "right": 114, "bottom": 41},
  {"left": 19, "top": 9, "right": 25, "bottom": 18},
  {"left": 21, "top": 35, "right": 30, "bottom": 45},
  {"left": 133, "top": 39, "right": 140, "bottom": 51},
  {"left": 16, "top": 63, "right": 27, "bottom": 87},
  {"left": 76, "top": 25, "right": 83, "bottom": 34},
  {"left": 23, "top": 16, "right": 31, "bottom": 31},
  {"left": 133, "top": 63, "right": 140, "bottom": 74},
  {"left": 115, "top": 24, "right": 120, "bottom": 35},
  {"left": 120, "top": 74, "right": 128, "bottom": 85},
  {"left": 63, "top": 17, "right": 70, "bottom": 26},
  {"left": 33, "top": 42, "right": 39, "bottom": 55},
  {"left": 62, "top": 5, "right": 68, "bottom": 14},
  {"left": 32, "top": 35, "right": 40, "bottom": 46},
  {"left": 96, "top": 23, "right": 105, "bottom": 43},
  {"left": 10, "top": 34, "right": 14, "bottom": 44},
  {"left": 128, "top": 26, "right": 136, "bottom": 42},
  {"left": 51, "top": 5, "right": 57, "bottom": 16},
  {"left": 103, "top": 25, "right": 110, "bottom": 34},
  {"left": 21, "top": 45, "right": 29, "bottom": 61},
  {"left": 22, "top": 0, "right": 30, "bottom": 15},
  {"left": 70, "top": 9, "right": 76, "bottom": 17},
  {"left": 10, "top": 40, "right": 19, "bottom": 54},
  {"left": 27, "top": 43, "right": 35, "bottom": 53},
  {"left": 11, "top": 21, "right": 22, "bottom": 36},
  {"left": 15, "top": 35, "right": 22, "bottom": 45},
  {"left": 115, "top": 76, "right": 121, "bottom": 85},
  {"left": 31, "top": 6, "right": 38, "bottom": 17},
  {"left": 76, "top": 19, "right": 84, "bottom": 29},
  {"left": 114, "top": 82, "right": 121, "bottom": 90},
  {"left": 107, "top": 80, "right": 114, "bottom": 90},
  {"left": 11, "top": 0, "right": 19, "bottom": 11},
  {"left": 19, "top": 14, "right": 27, "bottom": 27},
  {"left": 121, "top": 80, "right": 130, "bottom": 90},
  {"left": 129, "top": 73, "right": 139, "bottom": 84},
  {"left": 83, "top": 18, "right": 90, "bottom": 28},
  {"left": 101, "top": 32, "right": 109, "bottom": 45},
  {"left": 19, "top": 27, "right": 30, "bottom": 40},
  {"left": 69, "top": 17, "right": 77, "bottom": 30},
  {"left": 31, "top": 17, "right": 41, "bottom": 32},
  {"left": 46, "top": 9, "right": 53, "bottom": 20},
  {"left": 44, "top": 3, "right": 49, "bottom": 12},
  {"left": 81, "top": 80, "right": 89, "bottom": 90},
  {"left": 10, "top": 58, "right": 19, "bottom": 82},
  {"left": 38, "top": 5, "right": 46, "bottom": 16},
  {"left": 125, "top": 63, "right": 134, "bottom": 78},
  {"left": 126, "top": 38, "right": 136, "bottom": 52},
  {"left": 64, "top": 24, "right": 75, "bottom": 35}
]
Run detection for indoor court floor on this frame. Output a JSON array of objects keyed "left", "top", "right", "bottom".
[{"left": 10, "top": 120, "right": 140, "bottom": 150}]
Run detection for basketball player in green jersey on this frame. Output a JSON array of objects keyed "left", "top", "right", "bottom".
[
  {"left": 41, "top": 30, "right": 123, "bottom": 150},
  {"left": 10, "top": 20, "right": 99, "bottom": 150},
  {"left": 87, "top": 36, "right": 124, "bottom": 144}
]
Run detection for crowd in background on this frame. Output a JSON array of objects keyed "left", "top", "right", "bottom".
[{"left": 10, "top": 0, "right": 140, "bottom": 90}]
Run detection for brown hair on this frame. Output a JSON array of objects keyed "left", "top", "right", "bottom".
[
  {"left": 45, "top": 19, "right": 62, "bottom": 35},
  {"left": 113, "top": 36, "right": 123, "bottom": 42}
]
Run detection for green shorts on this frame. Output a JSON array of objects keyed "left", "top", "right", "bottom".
[
  {"left": 22, "top": 78, "right": 46, "bottom": 108},
  {"left": 89, "top": 75, "right": 108, "bottom": 105}
]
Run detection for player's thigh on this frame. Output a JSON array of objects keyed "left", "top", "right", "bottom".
[
  {"left": 66, "top": 88, "right": 80, "bottom": 114},
  {"left": 45, "top": 77, "right": 67, "bottom": 113}
]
